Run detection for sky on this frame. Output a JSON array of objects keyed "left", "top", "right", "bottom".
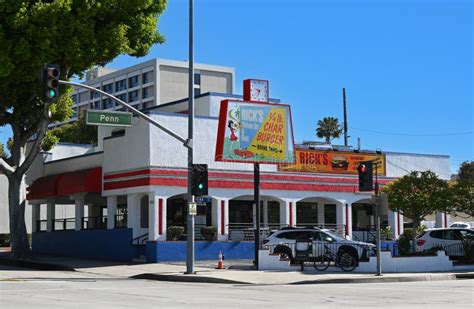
[{"left": 1, "top": 0, "right": 472, "bottom": 173}]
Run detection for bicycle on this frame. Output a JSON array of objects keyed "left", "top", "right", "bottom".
[{"left": 313, "top": 243, "right": 358, "bottom": 272}]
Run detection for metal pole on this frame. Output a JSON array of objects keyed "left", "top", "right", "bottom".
[
  {"left": 254, "top": 163, "right": 260, "bottom": 270},
  {"left": 374, "top": 162, "right": 382, "bottom": 276},
  {"left": 343, "top": 88, "right": 348, "bottom": 146},
  {"left": 186, "top": 0, "right": 195, "bottom": 275},
  {"left": 59, "top": 81, "right": 189, "bottom": 147}
]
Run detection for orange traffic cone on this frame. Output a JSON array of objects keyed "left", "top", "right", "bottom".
[{"left": 217, "top": 251, "right": 224, "bottom": 269}]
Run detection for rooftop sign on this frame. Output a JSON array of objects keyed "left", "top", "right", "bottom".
[
  {"left": 215, "top": 100, "right": 295, "bottom": 164},
  {"left": 278, "top": 149, "right": 386, "bottom": 175}
]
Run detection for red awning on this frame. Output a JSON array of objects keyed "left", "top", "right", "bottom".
[
  {"left": 57, "top": 167, "right": 102, "bottom": 196},
  {"left": 27, "top": 174, "right": 62, "bottom": 200},
  {"left": 27, "top": 167, "right": 102, "bottom": 200}
]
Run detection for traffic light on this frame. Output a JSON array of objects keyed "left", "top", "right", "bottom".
[
  {"left": 42, "top": 64, "right": 60, "bottom": 103},
  {"left": 191, "top": 164, "right": 208, "bottom": 196},
  {"left": 357, "top": 160, "right": 373, "bottom": 191}
]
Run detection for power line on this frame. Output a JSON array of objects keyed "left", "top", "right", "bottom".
[{"left": 350, "top": 127, "right": 472, "bottom": 137}]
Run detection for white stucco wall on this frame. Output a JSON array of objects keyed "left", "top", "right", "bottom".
[
  {"left": 0, "top": 174, "right": 8, "bottom": 234},
  {"left": 385, "top": 152, "right": 450, "bottom": 180}
]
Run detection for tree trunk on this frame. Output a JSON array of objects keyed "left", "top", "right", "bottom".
[
  {"left": 411, "top": 219, "right": 420, "bottom": 254},
  {"left": 8, "top": 174, "right": 30, "bottom": 259}
]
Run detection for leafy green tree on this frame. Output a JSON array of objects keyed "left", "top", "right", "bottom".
[
  {"left": 383, "top": 170, "right": 451, "bottom": 252},
  {"left": 50, "top": 117, "right": 98, "bottom": 145},
  {"left": 0, "top": 143, "right": 5, "bottom": 158},
  {"left": 451, "top": 161, "right": 474, "bottom": 217},
  {"left": 0, "top": 0, "right": 166, "bottom": 258},
  {"left": 316, "top": 117, "right": 342, "bottom": 144}
]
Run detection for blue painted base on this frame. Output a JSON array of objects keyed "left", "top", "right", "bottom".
[
  {"left": 32, "top": 229, "right": 135, "bottom": 262},
  {"left": 146, "top": 241, "right": 255, "bottom": 262}
]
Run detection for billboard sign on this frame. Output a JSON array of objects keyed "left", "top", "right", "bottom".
[
  {"left": 215, "top": 100, "right": 295, "bottom": 164},
  {"left": 278, "top": 149, "right": 386, "bottom": 175}
]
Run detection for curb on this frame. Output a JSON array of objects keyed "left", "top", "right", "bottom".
[
  {"left": 131, "top": 273, "right": 250, "bottom": 285},
  {"left": 0, "top": 258, "right": 75, "bottom": 272},
  {"left": 455, "top": 273, "right": 474, "bottom": 279},
  {"left": 291, "top": 274, "right": 458, "bottom": 285}
]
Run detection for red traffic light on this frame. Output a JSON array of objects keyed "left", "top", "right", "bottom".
[{"left": 357, "top": 164, "right": 366, "bottom": 173}]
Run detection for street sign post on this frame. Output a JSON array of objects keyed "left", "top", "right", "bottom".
[{"left": 86, "top": 110, "right": 132, "bottom": 127}]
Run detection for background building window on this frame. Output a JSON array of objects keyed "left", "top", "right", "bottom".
[
  {"left": 115, "top": 79, "right": 127, "bottom": 92},
  {"left": 142, "top": 71, "right": 153, "bottom": 84},
  {"left": 128, "top": 90, "right": 139, "bottom": 102},
  {"left": 117, "top": 93, "right": 127, "bottom": 103},
  {"left": 102, "top": 83, "right": 114, "bottom": 94},
  {"left": 102, "top": 98, "right": 114, "bottom": 109},
  {"left": 194, "top": 73, "right": 201, "bottom": 86},
  {"left": 142, "top": 86, "right": 154, "bottom": 99},
  {"left": 129, "top": 75, "right": 139, "bottom": 88}
]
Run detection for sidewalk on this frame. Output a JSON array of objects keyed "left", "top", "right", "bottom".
[{"left": 0, "top": 253, "right": 473, "bottom": 285}]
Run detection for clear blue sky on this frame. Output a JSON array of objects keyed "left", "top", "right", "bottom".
[{"left": 1, "top": 0, "right": 472, "bottom": 173}]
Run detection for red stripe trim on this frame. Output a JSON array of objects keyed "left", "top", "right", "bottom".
[
  {"left": 158, "top": 199, "right": 163, "bottom": 235},
  {"left": 104, "top": 168, "right": 392, "bottom": 185},
  {"left": 103, "top": 177, "right": 361, "bottom": 192},
  {"left": 220, "top": 200, "right": 225, "bottom": 235}
]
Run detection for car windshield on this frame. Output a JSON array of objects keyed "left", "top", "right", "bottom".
[{"left": 323, "top": 230, "right": 346, "bottom": 241}]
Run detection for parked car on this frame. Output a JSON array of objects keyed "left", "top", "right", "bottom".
[
  {"left": 415, "top": 228, "right": 474, "bottom": 256},
  {"left": 263, "top": 227, "right": 375, "bottom": 264},
  {"left": 450, "top": 222, "right": 472, "bottom": 229}
]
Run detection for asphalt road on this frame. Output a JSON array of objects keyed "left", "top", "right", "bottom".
[{"left": 0, "top": 265, "right": 472, "bottom": 308}]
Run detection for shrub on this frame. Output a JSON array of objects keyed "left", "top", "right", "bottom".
[
  {"left": 167, "top": 226, "right": 185, "bottom": 241},
  {"left": 0, "top": 234, "right": 10, "bottom": 247},
  {"left": 201, "top": 226, "right": 217, "bottom": 241},
  {"left": 397, "top": 228, "right": 414, "bottom": 255}
]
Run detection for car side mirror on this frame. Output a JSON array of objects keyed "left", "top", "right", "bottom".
[{"left": 325, "top": 237, "right": 333, "bottom": 243}]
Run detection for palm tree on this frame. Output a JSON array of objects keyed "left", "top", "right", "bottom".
[{"left": 316, "top": 117, "right": 342, "bottom": 144}]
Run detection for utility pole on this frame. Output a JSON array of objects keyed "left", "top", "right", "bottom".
[
  {"left": 343, "top": 88, "right": 348, "bottom": 146},
  {"left": 186, "top": 0, "right": 195, "bottom": 275}
]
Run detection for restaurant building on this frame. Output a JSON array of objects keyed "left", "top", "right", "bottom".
[{"left": 25, "top": 90, "right": 452, "bottom": 262}]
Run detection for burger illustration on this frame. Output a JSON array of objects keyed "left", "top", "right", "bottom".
[{"left": 331, "top": 155, "right": 349, "bottom": 170}]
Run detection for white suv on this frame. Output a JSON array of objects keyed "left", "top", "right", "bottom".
[
  {"left": 415, "top": 228, "right": 474, "bottom": 256},
  {"left": 263, "top": 227, "right": 375, "bottom": 263}
]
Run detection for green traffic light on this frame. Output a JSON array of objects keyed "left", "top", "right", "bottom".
[
  {"left": 198, "top": 183, "right": 203, "bottom": 189},
  {"left": 48, "top": 89, "right": 57, "bottom": 98}
]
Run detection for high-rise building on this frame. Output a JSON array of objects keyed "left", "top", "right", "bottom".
[{"left": 70, "top": 58, "right": 235, "bottom": 121}]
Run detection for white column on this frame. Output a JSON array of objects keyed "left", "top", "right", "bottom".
[
  {"left": 290, "top": 201, "right": 297, "bottom": 227},
  {"left": 73, "top": 195, "right": 85, "bottom": 231},
  {"left": 212, "top": 199, "right": 229, "bottom": 241},
  {"left": 31, "top": 204, "right": 40, "bottom": 233},
  {"left": 107, "top": 196, "right": 117, "bottom": 229},
  {"left": 346, "top": 203, "right": 353, "bottom": 240},
  {"left": 317, "top": 203, "right": 325, "bottom": 228},
  {"left": 336, "top": 201, "right": 346, "bottom": 237},
  {"left": 148, "top": 193, "right": 158, "bottom": 241},
  {"left": 387, "top": 209, "right": 398, "bottom": 239},
  {"left": 262, "top": 200, "right": 268, "bottom": 227},
  {"left": 435, "top": 212, "right": 445, "bottom": 228},
  {"left": 398, "top": 213, "right": 404, "bottom": 236},
  {"left": 46, "top": 201, "right": 55, "bottom": 232},
  {"left": 279, "top": 200, "right": 289, "bottom": 227},
  {"left": 127, "top": 194, "right": 140, "bottom": 237}
]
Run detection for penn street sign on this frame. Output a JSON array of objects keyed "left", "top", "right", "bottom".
[{"left": 86, "top": 110, "right": 132, "bottom": 127}]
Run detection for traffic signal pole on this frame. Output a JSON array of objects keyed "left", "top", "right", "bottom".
[
  {"left": 186, "top": 0, "right": 195, "bottom": 275},
  {"left": 374, "top": 162, "right": 382, "bottom": 276}
]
